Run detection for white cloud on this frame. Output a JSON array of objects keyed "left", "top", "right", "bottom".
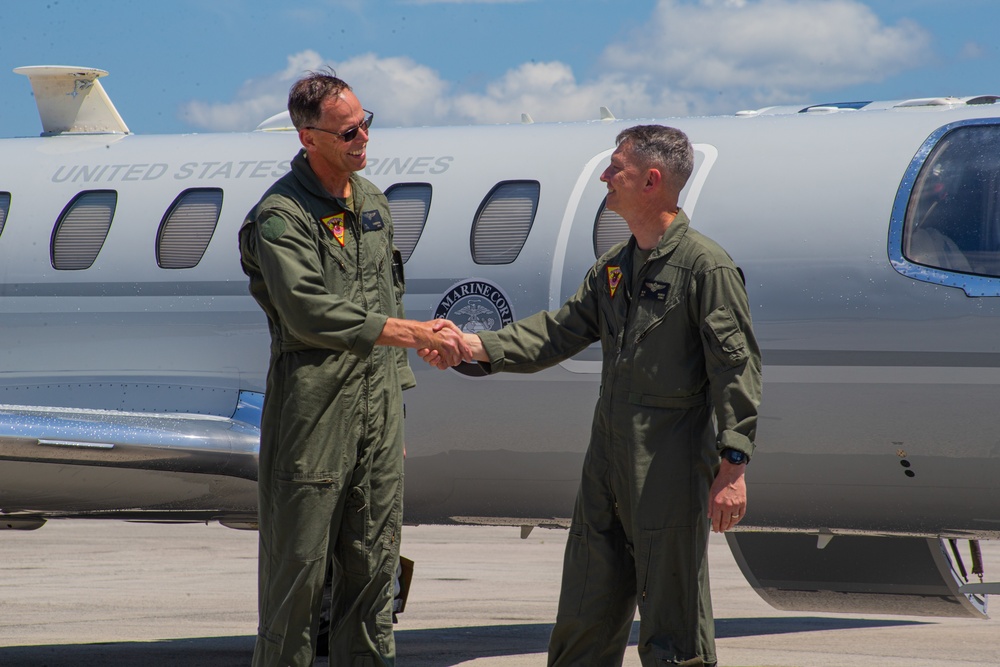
[
  {"left": 180, "top": 50, "right": 326, "bottom": 131},
  {"left": 602, "top": 0, "right": 932, "bottom": 102},
  {"left": 453, "top": 62, "right": 645, "bottom": 124},
  {"left": 179, "top": 52, "right": 703, "bottom": 130},
  {"left": 960, "top": 41, "right": 986, "bottom": 60},
  {"left": 446, "top": 62, "right": 707, "bottom": 124},
  {"left": 333, "top": 54, "right": 453, "bottom": 126},
  {"left": 178, "top": 0, "right": 934, "bottom": 131}
]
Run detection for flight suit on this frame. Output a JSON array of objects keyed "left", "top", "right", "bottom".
[
  {"left": 239, "top": 149, "right": 414, "bottom": 667},
  {"left": 477, "top": 211, "right": 761, "bottom": 667}
]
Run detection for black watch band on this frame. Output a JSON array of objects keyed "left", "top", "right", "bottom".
[{"left": 721, "top": 448, "right": 748, "bottom": 465}]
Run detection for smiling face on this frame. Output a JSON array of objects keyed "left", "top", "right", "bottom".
[
  {"left": 300, "top": 89, "right": 370, "bottom": 188},
  {"left": 600, "top": 140, "right": 646, "bottom": 220}
]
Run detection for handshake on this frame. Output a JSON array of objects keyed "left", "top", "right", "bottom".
[{"left": 415, "top": 319, "right": 485, "bottom": 370}]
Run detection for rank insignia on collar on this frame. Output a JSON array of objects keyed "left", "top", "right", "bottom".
[
  {"left": 321, "top": 213, "right": 346, "bottom": 247},
  {"left": 607, "top": 265, "right": 623, "bottom": 298}
]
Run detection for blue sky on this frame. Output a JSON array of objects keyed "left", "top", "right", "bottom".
[{"left": 3, "top": 0, "right": 998, "bottom": 137}]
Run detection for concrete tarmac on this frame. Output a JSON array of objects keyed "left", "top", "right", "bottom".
[{"left": 0, "top": 520, "right": 997, "bottom": 667}]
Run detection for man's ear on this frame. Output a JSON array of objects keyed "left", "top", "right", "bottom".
[
  {"left": 299, "top": 128, "right": 316, "bottom": 151},
  {"left": 645, "top": 168, "right": 662, "bottom": 190}
]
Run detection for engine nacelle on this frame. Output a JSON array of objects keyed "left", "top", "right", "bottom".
[{"left": 726, "top": 532, "right": 988, "bottom": 619}]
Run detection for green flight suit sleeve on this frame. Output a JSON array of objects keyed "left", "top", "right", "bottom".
[
  {"left": 478, "top": 265, "right": 602, "bottom": 373},
  {"left": 694, "top": 265, "right": 762, "bottom": 459},
  {"left": 252, "top": 203, "right": 387, "bottom": 358}
]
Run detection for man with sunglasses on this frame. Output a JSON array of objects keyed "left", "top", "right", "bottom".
[{"left": 239, "top": 70, "right": 471, "bottom": 667}]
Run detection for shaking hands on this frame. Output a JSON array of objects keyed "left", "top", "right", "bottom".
[
  {"left": 418, "top": 321, "right": 486, "bottom": 370},
  {"left": 375, "top": 316, "right": 486, "bottom": 370}
]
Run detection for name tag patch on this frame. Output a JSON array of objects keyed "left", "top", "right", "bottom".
[
  {"left": 362, "top": 210, "right": 385, "bottom": 232},
  {"left": 639, "top": 280, "right": 670, "bottom": 301}
]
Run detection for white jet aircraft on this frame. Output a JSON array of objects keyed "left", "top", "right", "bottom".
[{"left": 1, "top": 66, "right": 999, "bottom": 620}]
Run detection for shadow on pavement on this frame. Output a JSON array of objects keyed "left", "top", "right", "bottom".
[
  {"left": 0, "top": 616, "right": 927, "bottom": 666},
  {"left": 0, "top": 636, "right": 255, "bottom": 667},
  {"left": 714, "top": 616, "right": 925, "bottom": 639}
]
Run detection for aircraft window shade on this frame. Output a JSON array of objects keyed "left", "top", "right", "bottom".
[
  {"left": 902, "top": 124, "right": 1000, "bottom": 278},
  {"left": 0, "top": 192, "right": 9, "bottom": 238},
  {"left": 593, "top": 199, "right": 630, "bottom": 257},
  {"left": 157, "top": 188, "right": 223, "bottom": 269},
  {"left": 385, "top": 183, "right": 431, "bottom": 263},
  {"left": 51, "top": 190, "right": 117, "bottom": 270},
  {"left": 471, "top": 180, "right": 539, "bottom": 264}
]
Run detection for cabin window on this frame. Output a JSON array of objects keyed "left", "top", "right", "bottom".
[
  {"left": 471, "top": 180, "right": 539, "bottom": 265},
  {"left": 157, "top": 188, "right": 223, "bottom": 269},
  {"left": 593, "top": 198, "right": 630, "bottom": 258},
  {"left": 0, "top": 192, "right": 9, "bottom": 238},
  {"left": 51, "top": 190, "right": 117, "bottom": 270},
  {"left": 385, "top": 183, "right": 431, "bottom": 263},
  {"left": 890, "top": 120, "right": 1000, "bottom": 296}
]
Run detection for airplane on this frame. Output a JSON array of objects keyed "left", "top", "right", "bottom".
[{"left": 1, "top": 65, "right": 999, "bottom": 624}]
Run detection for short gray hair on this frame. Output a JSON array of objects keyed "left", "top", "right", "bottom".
[{"left": 616, "top": 125, "right": 694, "bottom": 190}]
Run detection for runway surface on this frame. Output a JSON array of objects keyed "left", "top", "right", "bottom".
[{"left": 0, "top": 520, "right": 997, "bottom": 666}]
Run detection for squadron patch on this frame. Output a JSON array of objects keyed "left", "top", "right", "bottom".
[
  {"left": 434, "top": 279, "right": 515, "bottom": 377},
  {"left": 607, "top": 265, "right": 623, "bottom": 298},
  {"left": 321, "top": 213, "right": 346, "bottom": 247}
]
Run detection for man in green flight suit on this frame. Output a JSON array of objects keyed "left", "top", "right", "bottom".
[
  {"left": 423, "top": 125, "right": 761, "bottom": 666},
  {"left": 239, "top": 71, "right": 471, "bottom": 667}
]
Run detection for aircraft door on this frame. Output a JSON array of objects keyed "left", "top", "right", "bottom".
[{"left": 550, "top": 144, "right": 719, "bottom": 374}]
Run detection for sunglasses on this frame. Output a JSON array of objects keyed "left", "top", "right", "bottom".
[{"left": 305, "top": 110, "right": 374, "bottom": 142}]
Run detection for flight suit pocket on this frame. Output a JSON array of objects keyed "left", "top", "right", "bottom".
[
  {"left": 634, "top": 296, "right": 681, "bottom": 345},
  {"left": 319, "top": 235, "right": 351, "bottom": 295},
  {"left": 636, "top": 525, "right": 710, "bottom": 664},
  {"left": 378, "top": 247, "right": 405, "bottom": 316},
  {"left": 556, "top": 523, "right": 590, "bottom": 617},
  {"left": 636, "top": 527, "right": 694, "bottom": 612},
  {"left": 598, "top": 291, "right": 625, "bottom": 356},
  {"left": 344, "top": 485, "right": 371, "bottom": 576},
  {"left": 702, "top": 305, "right": 748, "bottom": 368},
  {"left": 629, "top": 296, "right": 690, "bottom": 399},
  {"left": 273, "top": 471, "right": 339, "bottom": 563},
  {"left": 380, "top": 472, "right": 404, "bottom": 576}
]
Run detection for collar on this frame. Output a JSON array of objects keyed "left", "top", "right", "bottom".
[
  {"left": 647, "top": 208, "right": 690, "bottom": 261},
  {"left": 290, "top": 149, "right": 364, "bottom": 210}
]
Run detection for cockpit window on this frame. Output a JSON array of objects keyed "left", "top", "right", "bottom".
[{"left": 890, "top": 120, "right": 1000, "bottom": 296}]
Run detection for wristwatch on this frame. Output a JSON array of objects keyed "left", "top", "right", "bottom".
[{"left": 721, "top": 448, "right": 748, "bottom": 465}]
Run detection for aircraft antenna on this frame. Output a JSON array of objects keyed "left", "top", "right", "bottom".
[{"left": 14, "top": 66, "right": 130, "bottom": 135}]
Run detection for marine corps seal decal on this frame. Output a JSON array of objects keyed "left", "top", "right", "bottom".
[{"left": 434, "top": 279, "right": 515, "bottom": 377}]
